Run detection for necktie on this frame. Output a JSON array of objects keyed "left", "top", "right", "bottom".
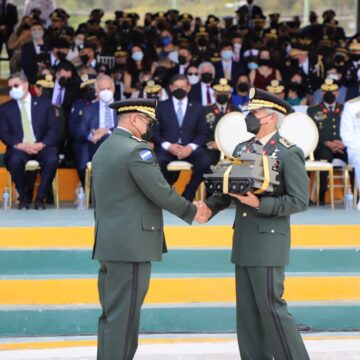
[
  {"left": 177, "top": 101, "right": 184, "bottom": 127},
  {"left": 329, "top": 106, "right": 334, "bottom": 113},
  {"left": 104, "top": 105, "right": 112, "bottom": 128},
  {"left": 225, "top": 63, "right": 231, "bottom": 80},
  {"left": 206, "top": 86, "right": 212, "bottom": 105},
  {"left": 20, "top": 100, "right": 35, "bottom": 144},
  {"left": 56, "top": 87, "right": 63, "bottom": 106}
]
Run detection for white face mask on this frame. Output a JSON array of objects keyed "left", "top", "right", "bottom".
[
  {"left": 74, "top": 38, "right": 84, "bottom": 47},
  {"left": 10, "top": 85, "right": 25, "bottom": 100},
  {"left": 233, "top": 43, "right": 242, "bottom": 52},
  {"left": 188, "top": 74, "right": 200, "bottom": 85},
  {"left": 168, "top": 50, "right": 179, "bottom": 64},
  {"left": 31, "top": 30, "right": 44, "bottom": 40},
  {"left": 99, "top": 89, "right": 114, "bottom": 104}
]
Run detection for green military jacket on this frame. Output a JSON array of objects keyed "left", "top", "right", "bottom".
[
  {"left": 205, "top": 131, "right": 309, "bottom": 266},
  {"left": 92, "top": 128, "right": 197, "bottom": 262},
  {"left": 307, "top": 102, "right": 343, "bottom": 144}
]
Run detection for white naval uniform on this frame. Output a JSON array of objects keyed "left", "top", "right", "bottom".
[{"left": 340, "top": 97, "right": 360, "bottom": 208}]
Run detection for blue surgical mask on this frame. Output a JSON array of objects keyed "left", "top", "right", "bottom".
[
  {"left": 160, "top": 36, "right": 172, "bottom": 47},
  {"left": 132, "top": 51, "right": 144, "bottom": 62},
  {"left": 221, "top": 50, "right": 234, "bottom": 60},
  {"left": 10, "top": 86, "right": 25, "bottom": 101},
  {"left": 248, "top": 62, "right": 258, "bottom": 71}
]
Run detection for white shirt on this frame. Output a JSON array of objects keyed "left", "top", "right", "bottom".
[
  {"left": 222, "top": 60, "right": 232, "bottom": 79},
  {"left": 161, "top": 96, "right": 198, "bottom": 151},
  {"left": 17, "top": 93, "right": 36, "bottom": 142},
  {"left": 50, "top": 53, "right": 59, "bottom": 67},
  {"left": 201, "top": 82, "right": 215, "bottom": 106},
  {"left": 299, "top": 57, "right": 309, "bottom": 75},
  {"left": 340, "top": 98, "right": 360, "bottom": 151},
  {"left": 179, "top": 64, "right": 188, "bottom": 75},
  {"left": 51, "top": 79, "right": 65, "bottom": 106},
  {"left": 33, "top": 41, "right": 42, "bottom": 55}
]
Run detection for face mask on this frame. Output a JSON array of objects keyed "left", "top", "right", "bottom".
[
  {"left": 80, "top": 55, "right": 89, "bottom": 64},
  {"left": 182, "top": 22, "right": 191, "bottom": 31},
  {"left": 247, "top": 62, "right": 258, "bottom": 71},
  {"left": 141, "top": 123, "right": 154, "bottom": 142},
  {"left": 9, "top": 85, "right": 25, "bottom": 100},
  {"left": 59, "top": 77, "right": 71, "bottom": 87},
  {"left": 82, "top": 86, "right": 96, "bottom": 102},
  {"left": 245, "top": 112, "right": 260, "bottom": 135},
  {"left": 160, "top": 36, "right": 172, "bottom": 47},
  {"left": 288, "top": 82, "right": 300, "bottom": 92},
  {"left": 74, "top": 38, "right": 84, "bottom": 47},
  {"left": 99, "top": 89, "right": 114, "bottom": 103},
  {"left": 221, "top": 50, "right": 234, "bottom": 60},
  {"left": 216, "top": 94, "right": 229, "bottom": 105},
  {"left": 31, "top": 30, "right": 43, "bottom": 40},
  {"left": 57, "top": 51, "right": 67, "bottom": 61},
  {"left": 201, "top": 72, "right": 213, "bottom": 84},
  {"left": 323, "top": 91, "right": 336, "bottom": 104},
  {"left": 188, "top": 74, "right": 200, "bottom": 85},
  {"left": 350, "top": 54, "right": 360, "bottom": 62},
  {"left": 168, "top": 50, "right": 178, "bottom": 64},
  {"left": 131, "top": 51, "right": 144, "bottom": 62},
  {"left": 198, "top": 38, "right": 208, "bottom": 47},
  {"left": 259, "top": 59, "right": 272, "bottom": 67},
  {"left": 238, "top": 83, "right": 249, "bottom": 92},
  {"left": 178, "top": 55, "right": 188, "bottom": 65},
  {"left": 172, "top": 88, "right": 187, "bottom": 100},
  {"left": 233, "top": 43, "right": 241, "bottom": 52}
]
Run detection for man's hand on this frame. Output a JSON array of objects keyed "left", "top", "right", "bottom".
[
  {"left": 92, "top": 129, "right": 109, "bottom": 144},
  {"left": 206, "top": 141, "right": 218, "bottom": 150},
  {"left": 168, "top": 144, "right": 183, "bottom": 156},
  {"left": 28, "top": 143, "right": 45, "bottom": 154},
  {"left": 177, "top": 145, "right": 193, "bottom": 160},
  {"left": 193, "top": 200, "right": 212, "bottom": 224},
  {"left": 229, "top": 192, "right": 260, "bottom": 208},
  {"left": 15, "top": 143, "right": 39, "bottom": 155}
]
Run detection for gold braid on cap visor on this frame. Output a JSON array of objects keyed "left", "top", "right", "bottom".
[
  {"left": 117, "top": 105, "right": 156, "bottom": 119},
  {"left": 247, "top": 99, "right": 287, "bottom": 114}
]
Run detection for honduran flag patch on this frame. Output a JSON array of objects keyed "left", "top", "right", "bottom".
[{"left": 139, "top": 150, "right": 153, "bottom": 161}]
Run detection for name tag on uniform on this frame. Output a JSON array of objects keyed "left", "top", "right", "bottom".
[{"left": 139, "top": 150, "right": 153, "bottom": 161}]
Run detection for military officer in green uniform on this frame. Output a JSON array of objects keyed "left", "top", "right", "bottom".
[
  {"left": 91, "top": 98, "right": 207, "bottom": 360},
  {"left": 200, "top": 88, "right": 310, "bottom": 359},
  {"left": 205, "top": 78, "right": 241, "bottom": 165},
  {"left": 307, "top": 78, "right": 348, "bottom": 205}
]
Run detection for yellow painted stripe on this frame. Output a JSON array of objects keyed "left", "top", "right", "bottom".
[
  {"left": 1, "top": 335, "right": 360, "bottom": 351},
  {"left": 0, "top": 277, "right": 359, "bottom": 305},
  {"left": 0, "top": 225, "right": 360, "bottom": 249}
]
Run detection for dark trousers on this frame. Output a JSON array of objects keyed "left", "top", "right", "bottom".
[
  {"left": 314, "top": 145, "right": 349, "bottom": 198},
  {"left": 155, "top": 147, "right": 211, "bottom": 201},
  {"left": 4, "top": 147, "right": 58, "bottom": 201},
  {"left": 206, "top": 148, "right": 221, "bottom": 166},
  {"left": 235, "top": 266, "right": 309, "bottom": 360},
  {"left": 97, "top": 261, "right": 151, "bottom": 360}
]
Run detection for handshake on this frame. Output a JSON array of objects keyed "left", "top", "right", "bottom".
[{"left": 193, "top": 201, "right": 212, "bottom": 224}]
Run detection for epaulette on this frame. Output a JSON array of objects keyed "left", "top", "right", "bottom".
[
  {"left": 279, "top": 137, "right": 295, "bottom": 148},
  {"left": 131, "top": 135, "right": 146, "bottom": 143},
  {"left": 348, "top": 97, "right": 360, "bottom": 104}
]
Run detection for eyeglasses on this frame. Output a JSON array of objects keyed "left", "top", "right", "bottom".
[{"left": 187, "top": 72, "right": 198, "bottom": 76}]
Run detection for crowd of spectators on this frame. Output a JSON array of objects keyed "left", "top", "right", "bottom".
[{"left": 0, "top": 0, "right": 359, "bottom": 208}]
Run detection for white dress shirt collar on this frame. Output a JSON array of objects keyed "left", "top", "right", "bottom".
[{"left": 172, "top": 96, "right": 188, "bottom": 110}]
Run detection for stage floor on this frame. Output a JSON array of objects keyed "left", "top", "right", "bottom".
[{"left": 0, "top": 205, "right": 359, "bottom": 228}]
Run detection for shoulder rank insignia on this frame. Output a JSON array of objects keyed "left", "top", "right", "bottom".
[
  {"left": 279, "top": 137, "right": 295, "bottom": 148},
  {"left": 131, "top": 135, "right": 146, "bottom": 143}
]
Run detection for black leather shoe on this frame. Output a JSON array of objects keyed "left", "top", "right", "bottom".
[
  {"left": 18, "top": 200, "right": 30, "bottom": 210},
  {"left": 34, "top": 199, "right": 46, "bottom": 210}
]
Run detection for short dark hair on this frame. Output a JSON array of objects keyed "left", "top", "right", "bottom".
[
  {"left": 170, "top": 74, "right": 189, "bottom": 85},
  {"left": 56, "top": 61, "right": 74, "bottom": 73}
]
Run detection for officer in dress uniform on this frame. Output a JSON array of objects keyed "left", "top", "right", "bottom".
[
  {"left": 204, "top": 78, "right": 241, "bottom": 165},
  {"left": 203, "top": 88, "right": 310, "bottom": 360},
  {"left": 343, "top": 39, "right": 360, "bottom": 100},
  {"left": 91, "top": 98, "right": 206, "bottom": 360},
  {"left": 307, "top": 78, "right": 348, "bottom": 205},
  {"left": 340, "top": 96, "right": 360, "bottom": 210}
]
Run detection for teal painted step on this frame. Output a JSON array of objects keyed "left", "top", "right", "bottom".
[
  {"left": 0, "top": 305, "right": 359, "bottom": 336},
  {"left": 1, "top": 249, "right": 360, "bottom": 277}
]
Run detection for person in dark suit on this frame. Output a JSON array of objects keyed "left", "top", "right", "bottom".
[
  {"left": 0, "top": 0, "right": 18, "bottom": 56},
  {"left": 153, "top": 74, "right": 211, "bottom": 201},
  {"left": 69, "top": 73, "right": 97, "bottom": 186},
  {"left": 78, "top": 74, "right": 117, "bottom": 160},
  {"left": 236, "top": 0, "right": 264, "bottom": 27},
  {"left": 214, "top": 40, "right": 244, "bottom": 85},
  {"left": 0, "top": 72, "right": 59, "bottom": 209}
]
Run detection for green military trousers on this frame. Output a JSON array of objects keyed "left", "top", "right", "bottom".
[
  {"left": 97, "top": 261, "right": 151, "bottom": 360},
  {"left": 235, "top": 266, "right": 310, "bottom": 360}
]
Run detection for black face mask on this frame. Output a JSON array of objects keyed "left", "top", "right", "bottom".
[
  {"left": 182, "top": 22, "right": 191, "bottom": 31},
  {"left": 59, "top": 77, "right": 71, "bottom": 87},
  {"left": 140, "top": 120, "right": 155, "bottom": 142},
  {"left": 323, "top": 91, "right": 336, "bottom": 104},
  {"left": 238, "top": 83, "right": 249, "bottom": 93},
  {"left": 245, "top": 112, "right": 260, "bottom": 135},
  {"left": 172, "top": 88, "right": 187, "bottom": 100},
  {"left": 288, "top": 82, "right": 300, "bottom": 92},
  {"left": 57, "top": 51, "right": 67, "bottom": 61},
  {"left": 82, "top": 86, "right": 96, "bottom": 102},
  {"left": 350, "top": 54, "right": 360, "bottom": 62},
  {"left": 178, "top": 55, "right": 188, "bottom": 65},
  {"left": 198, "top": 38, "right": 208, "bottom": 47},
  {"left": 80, "top": 55, "right": 90, "bottom": 65},
  {"left": 216, "top": 94, "right": 229, "bottom": 105},
  {"left": 201, "top": 72, "right": 213, "bottom": 84},
  {"left": 259, "top": 59, "right": 272, "bottom": 67}
]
